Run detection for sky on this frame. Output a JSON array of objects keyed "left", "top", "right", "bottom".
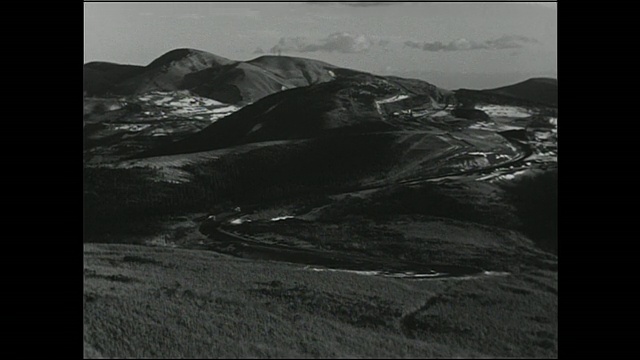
[{"left": 84, "top": 1, "right": 557, "bottom": 90}]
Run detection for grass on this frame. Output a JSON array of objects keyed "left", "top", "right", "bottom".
[
  {"left": 84, "top": 243, "right": 557, "bottom": 358},
  {"left": 401, "top": 277, "right": 557, "bottom": 357}
]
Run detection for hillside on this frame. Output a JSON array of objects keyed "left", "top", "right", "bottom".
[
  {"left": 83, "top": 63, "right": 145, "bottom": 96},
  {"left": 456, "top": 78, "right": 557, "bottom": 108},
  {"left": 138, "top": 72, "right": 454, "bottom": 157},
  {"left": 84, "top": 243, "right": 557, "bottom": 358},
  {"left": 182, "top": 57, "right": 337, "bottom": 105},
  {"left": 114, "top": 49, "right": 235, "bottom": 95},
  {"left": 247, "top": 55, "right": 338, "bottom": 86},
  {"left": 486, "top": 78, "right": 557, "bottom": 107}
]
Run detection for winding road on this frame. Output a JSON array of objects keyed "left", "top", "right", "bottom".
[{"left": 204, "top": 227, "right": 486, "bottom": 280}]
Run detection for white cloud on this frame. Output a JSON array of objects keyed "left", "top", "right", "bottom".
[
  {"left": 269, "top": 32, "right": 377, "bottom": 54},
  {"left": 405, "top": 35, "right": 541, "bottom": 52}
]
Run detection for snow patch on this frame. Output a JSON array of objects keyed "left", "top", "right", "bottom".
[
  {"left": 468, "top": 152, "right": 488, "bottom": 157},
  {"left": 212, "top": 106, "right": 239, "bottom": 114},
  {"left": 201, "top": 99, "right": 224, "bottom": 106},
  {"left": 475, "top": 104, "right": 532, "bottom": 118},
  {"left": 107, "top": 104, "right": 123, "bottom": 111},
  {"left": 304, "top": 267, "right": 450, "bottom": 279},
  {"left": 154, "top": 97, "right": 173, "bottom": 105},
  {"left": 497, "top": 170, "right": 528, "bottom": 181},
  {"left": 250, "top": 124, "right": 263, "bottom": 133},
  {"left": 412, "top": 109, "right": 430, "bottom": 118},
  {"left": 230, "top": 218, "right": 252, "bottom": 225},
  {"left": 383, "top": 272, "right": 448, "bottom": 278},
  {"left": 271, "top": 216, "right": 294, "bottom": 222},
  {"left": 431, "top": 111, "right": 449, "bottom": 117},
  {"left": 306, "top": 267, "right": 381, "bottom": 276},
  {"left": 376, "top": 94, "right": 410, "bottom": 105},
  {"left": 111, "top": 124, "right": 151, "bottom": 132}
]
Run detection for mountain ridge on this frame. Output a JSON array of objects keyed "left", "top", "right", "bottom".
[{"left": 84, "top": 48, "right": 345, "bottom": 104}]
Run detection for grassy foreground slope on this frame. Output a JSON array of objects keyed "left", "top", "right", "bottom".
[{"left": 84, "top": 244, "right": 557, "bottom": 358}]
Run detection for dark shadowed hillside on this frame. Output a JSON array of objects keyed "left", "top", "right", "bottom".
[
  {"left": 83, "top": 49, "right": 232, "bottom": 96},
  {"left": 138, "top": 72, "right": 453, "bottom": 157},
  {"left": 486, "top": 78, "right": 557, "bottom": 107},
  {"left": 83, "top": 63, "right": 145, "bottom": 96}
]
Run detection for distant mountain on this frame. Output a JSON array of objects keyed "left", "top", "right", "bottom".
[
  {"left": 247, "top": 55, "right": 338, "bottom": 87},
  {"left": 83, "top": 49, "right": 343, "bottom": 104},
  {"left": 112, "top": 49, "right": 234, "bottom": 96},
  {"left": 83, "top": 62, "right": 145, "bottom": 96},
  {"left": 456, "top": 78, "right": 557, "bottom": 108},
  {"left": 484, "top": 78, "right": 557, "bottom": 107},
  {"left": 182, "top": 55, "right": 339, "bottom": 104}
]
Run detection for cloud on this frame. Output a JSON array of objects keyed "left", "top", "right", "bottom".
[
  {"left": 405, "top": 35, "right": 540, "bottom": 52},
  {"left": 269, "top": 33, "right": 376, "bottom": 54},
  {"left": 307, "top": 1, "right": 406, "bottom": 6},
  {"left": 486, "top": 35, "right": 540, "bottom": 49}
]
